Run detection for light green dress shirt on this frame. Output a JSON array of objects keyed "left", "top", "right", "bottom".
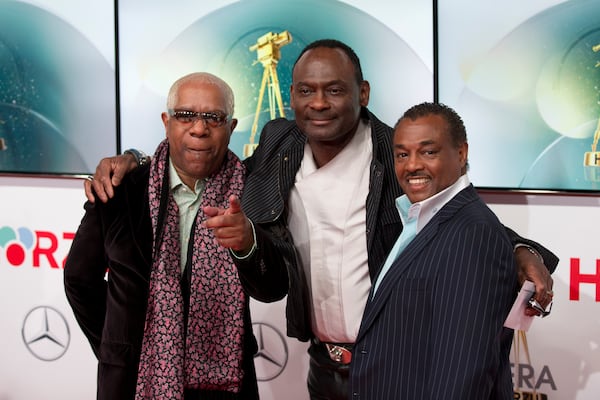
[{"left": 168, "top": 160, "right": 205, "bottom": 273}]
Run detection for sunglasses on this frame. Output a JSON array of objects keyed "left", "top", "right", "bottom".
[{"left": 168, "top": 109, "right": 231, "bottom": 128}]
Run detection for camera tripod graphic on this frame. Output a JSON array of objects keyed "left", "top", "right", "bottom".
[{"left": 245, "top": 31, "right": 292, "bottom": 157}]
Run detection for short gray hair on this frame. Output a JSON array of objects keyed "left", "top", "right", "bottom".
[{"left": 166, "top": 72, "right": 235, "bottom": 116}]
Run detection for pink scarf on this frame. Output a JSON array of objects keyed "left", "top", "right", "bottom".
[{"left": 136, "top": 139, "right": 247, "bottom": 399}]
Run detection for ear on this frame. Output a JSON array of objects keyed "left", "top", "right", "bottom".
[
  {"left": 161, "top": 112, "right": 169, "bottom": 136},
  {"left": 459, "top": 142, "right": 469, "bottom": 168},
  {"left": 359, "top": 80, "right": 370, "bottom": 107},
  {"left": 290, "top": 84, "right": 296, "bottom": 109},
  {"left": 229, "top": 118, "right": 238, "bottom": 134}
]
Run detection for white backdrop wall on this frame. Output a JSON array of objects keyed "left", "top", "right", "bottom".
[{"left": 0, "top": 176, "right": 598, "bottom": 399}]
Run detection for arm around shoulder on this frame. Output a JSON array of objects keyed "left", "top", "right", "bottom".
[{"left": 504, "top": 226, "right": 559, "bottom": 273}]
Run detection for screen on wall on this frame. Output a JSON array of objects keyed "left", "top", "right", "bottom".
[
  {"left": 117, "top": 0, "right": 434, "bottom": 160},
  {"left": 0, "top": 0, "right": 117, "bottom": 176},
  {"left": 437, "top": 0, "right": 600, "bottom": 192}
]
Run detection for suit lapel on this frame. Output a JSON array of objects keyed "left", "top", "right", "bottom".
[
  {"left": 279, "top": 127, "right": 305, "bottom": 202},
  {"left": 358, "top": 221, "right": 439, "bottom": 338},
  {"left": 357, "top": 185, "right": 479, "bottom": 340},
  {"left": 364, "top": 115, "right": 388, "bottom": 274},
  {"left": 243, "top": 122, "right": 305, "bottom": 224}
]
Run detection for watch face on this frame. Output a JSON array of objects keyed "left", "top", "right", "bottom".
[
  {"left": 124, "top": 149, "right": 147, "bottom": 166},
  {"left": 139, "top": 156, "right": 149, "bottom": 166}
]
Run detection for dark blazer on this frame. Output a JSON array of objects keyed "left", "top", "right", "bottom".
[
  {"left": 350, "top": 185, "right": 517, "bottom": 400},
  {"left": 234, "top": 108, "right": 558, "bottom": 343},
  {"left": 64, "top": 165, "right": 258, "bottom": 400},
  {"left": 235, "top": 108, "right": 402, "bottom": 341}
]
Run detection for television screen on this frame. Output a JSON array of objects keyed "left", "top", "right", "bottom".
[
  {"left": 437, "top": 0, "right": 600, "bottom": 192},
  {"left": 117, "top": 0, "right": 434, "bottom": 160},
  {"left": 0, "top": 0, "right": 118, "bottom": 176}
]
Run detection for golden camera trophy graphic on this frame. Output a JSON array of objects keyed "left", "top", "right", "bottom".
[
  {"left": 244, "top": 30, "right": 292, "bottom": 157},
  {"left": 583, "top": 43, "right": 600, "bottom": 182}
]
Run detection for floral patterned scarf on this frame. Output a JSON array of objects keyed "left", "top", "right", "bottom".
[{"left": 136, "top": 139, "right": 247, "bottom": 399}]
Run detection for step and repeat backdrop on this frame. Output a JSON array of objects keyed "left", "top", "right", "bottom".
[{"left": 0, "top": 177, "right": 599, "bottom": 399}]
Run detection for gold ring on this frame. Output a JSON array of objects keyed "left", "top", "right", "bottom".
[{"left": 546, "top": 290, "right": 554, "bottom": 296}]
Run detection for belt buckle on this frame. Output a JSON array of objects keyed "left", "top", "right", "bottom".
[{"left": 325, "top": 343, "right": 352, "bottom": 364}]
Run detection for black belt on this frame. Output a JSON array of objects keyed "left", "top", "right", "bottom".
[{"left": 313, "top": 338, "right": 353, "bottom": 365}]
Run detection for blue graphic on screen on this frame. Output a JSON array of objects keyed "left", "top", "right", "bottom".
[
  {"left": 445, "top": 0, "right": 600, "bottom": 191},
  {"left": 0, "top": 1, "right": 116, "bottom": 175}
]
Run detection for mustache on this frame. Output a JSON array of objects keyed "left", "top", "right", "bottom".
[{"left": 406, "top": 172, "right": 427, "bottom": 178}]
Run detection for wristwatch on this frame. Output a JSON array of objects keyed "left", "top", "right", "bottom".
[
  {"left": 513, "top": 243, "right": 544, "bottom": 262},
  {"left": 123, "top": 148, "right": 150, "bottom": 167}
]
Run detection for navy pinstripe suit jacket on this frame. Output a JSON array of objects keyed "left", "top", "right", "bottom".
[{"left": 350, "top": 184, "right": 518, "bottom": 400}]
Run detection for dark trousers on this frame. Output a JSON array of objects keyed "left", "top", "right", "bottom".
[{"left": 307, "top": 341, "right": 350, "bottom": 400}]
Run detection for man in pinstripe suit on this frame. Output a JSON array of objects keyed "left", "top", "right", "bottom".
[
  {"left": 86, "top": 40, "right": 557, "bottom": 399},
  {"left": 350, "top": 102, "right": 516, "bottom": 399}
]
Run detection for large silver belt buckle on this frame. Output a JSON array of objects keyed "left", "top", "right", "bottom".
[{"left": 325, "top": 343, "right": 352, "bottom": 364}]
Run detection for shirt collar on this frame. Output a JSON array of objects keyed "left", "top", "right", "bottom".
[
  {"left": 168, "top": 159, "right": 205, "bottom": 193},
  {"left": 396, "top": 174, "right": 471, "bottom": 233}
]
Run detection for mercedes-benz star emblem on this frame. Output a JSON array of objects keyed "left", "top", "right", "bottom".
[
  {"left": 21, "top": 305, "right": 70, "bottom": 361},
  {"left": 252, "top": 321, "right": 289, "bottom": 381}
]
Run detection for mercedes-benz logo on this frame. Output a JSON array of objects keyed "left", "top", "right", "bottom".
[
  {"left": 252, "top": 321, "right": 288, "bottom": 381},
  {"left": 21, "top": 305, "right": 70, "bottom": 361}
]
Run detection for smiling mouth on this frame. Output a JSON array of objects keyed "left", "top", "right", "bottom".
[{"left": 407, "top": 176, "right": 430, "bottom": 185}]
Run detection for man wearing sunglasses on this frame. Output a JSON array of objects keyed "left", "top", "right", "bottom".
[{"left": 64, "top": 72, "right": 259, "bottom": 400}]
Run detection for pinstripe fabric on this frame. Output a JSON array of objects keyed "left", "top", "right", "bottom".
[
  {"left": 350, "top": 185, "right": 518, "bottom": 400},
  {"left": 235, "top": 108, "right": 403, "bottom": 341}
]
